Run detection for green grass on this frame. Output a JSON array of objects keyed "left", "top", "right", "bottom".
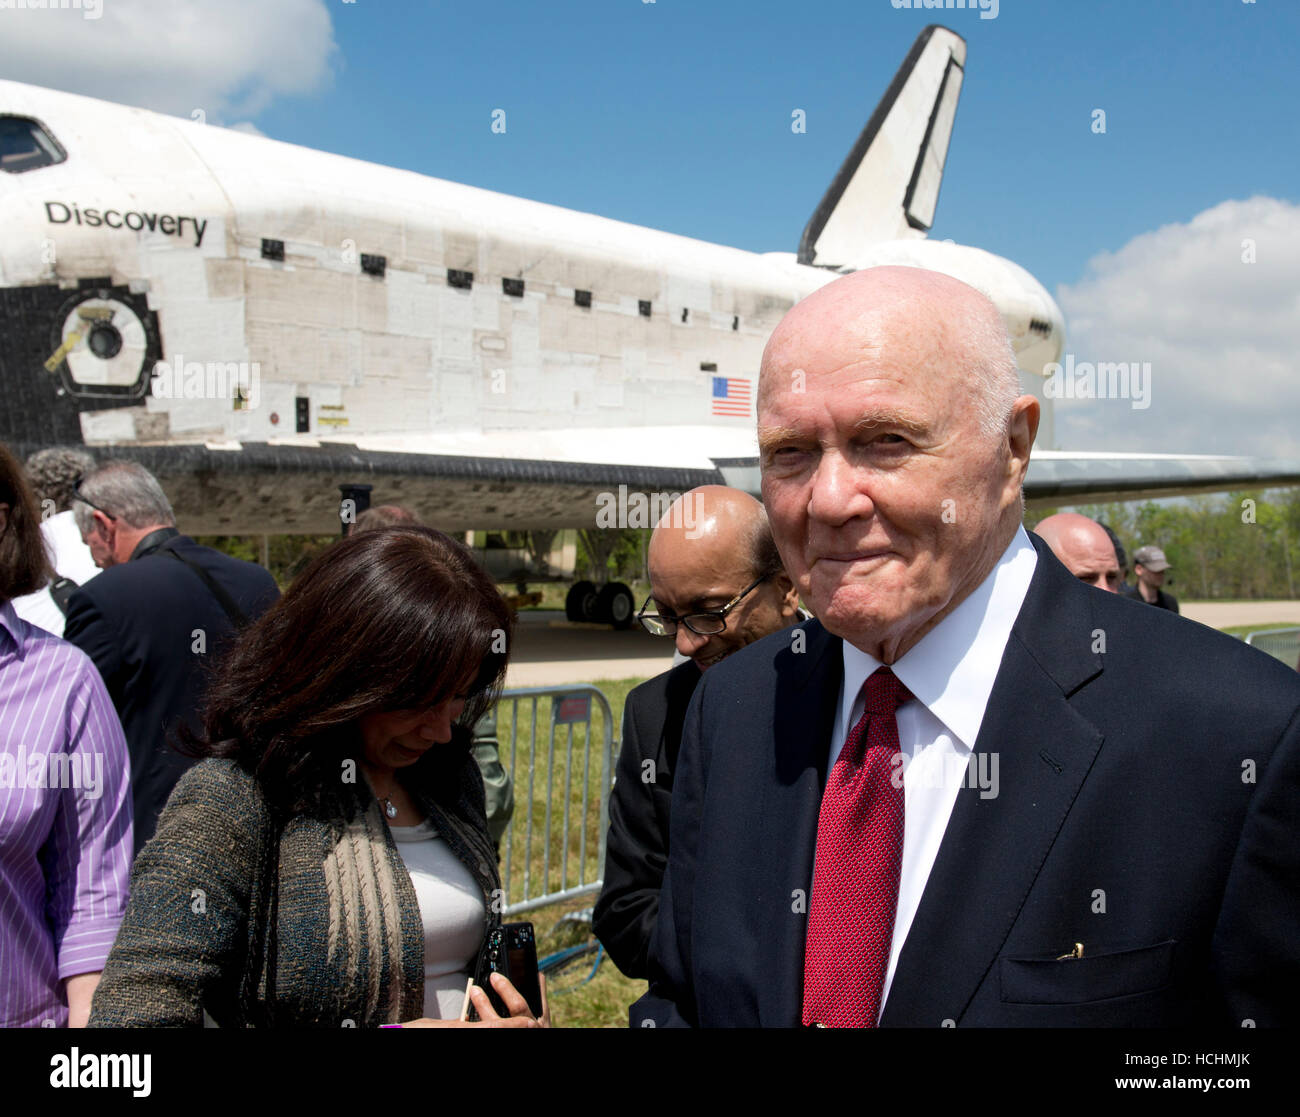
[
  {"left": 492, "top": 675, "right": 650, "bottom": 1028},
  {"left": 496, "top": 676, "right": 641, "bottom": 910},
  {"left": 1218, "top": 623, "right": 1298, "bottom": 637},
  {"left": 528, "top": 893, "right": 649, "bottom": 1028}
]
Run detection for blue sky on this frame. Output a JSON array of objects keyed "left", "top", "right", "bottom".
[{"left": 242, "top": 0, "right": 1300, "bottom": 294}]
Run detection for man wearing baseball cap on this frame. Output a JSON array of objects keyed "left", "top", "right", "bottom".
[{"left": 1124, "top": 544, "right": 1179, "bottom": 613}]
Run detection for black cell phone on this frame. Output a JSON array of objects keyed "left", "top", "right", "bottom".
[{"left": 475, "top": 922, "right": 543, "bottom": 1019}]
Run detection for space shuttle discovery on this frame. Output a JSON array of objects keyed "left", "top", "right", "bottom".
[{"left": 2, "top": 24, "right": 1296, "bottom": 547}]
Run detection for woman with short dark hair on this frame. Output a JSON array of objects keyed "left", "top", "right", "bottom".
[
  {"left": 88, "top": 525, "right": 546, "bottom": 1027},
  {"left": 0, "top": 442, "right": 133, "bottom": 1027}
]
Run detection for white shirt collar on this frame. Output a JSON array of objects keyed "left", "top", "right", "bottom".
[{"left": 839, "top": 526, "right": 1038, "bottom": 753}]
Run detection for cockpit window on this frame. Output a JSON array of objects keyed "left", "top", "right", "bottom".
[{"left": 0, "top": 116, "right": 67, "bottom": 174}]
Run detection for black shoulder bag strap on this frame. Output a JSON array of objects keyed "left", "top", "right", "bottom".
[
  {"left": 49, "top": 577, "right": 79, "bottom": 616},
  {"left": 159, "top": 542, "right": 250, "bottom": 628}
]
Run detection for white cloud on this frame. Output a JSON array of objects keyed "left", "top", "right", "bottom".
[
  {"left": 0, "top": 0, "right": 337, "bottom": 122},
  {"left": 1054, "top": 196, "right": 1300, "bottom": 459},
  {"left": 226, "top": 121, "right": 267, "bottom": 138}
]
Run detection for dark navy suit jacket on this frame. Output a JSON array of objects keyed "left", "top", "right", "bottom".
[
  {"left": 594, "top": 660, "right": 701, "bottom": 978},
  {"left": 64, "top": 535, "right": 280, "bottom": 855},
  {"left": 631, "top": 534, "right": 1300, "bottom": 1027}
]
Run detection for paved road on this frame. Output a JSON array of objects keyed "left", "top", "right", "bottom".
[
  {"left": 504, "top": 610, "right": 674, "bottom": 688},
  {"left": 1180, "top": 601, "right": 1300, "bottom": 628}
]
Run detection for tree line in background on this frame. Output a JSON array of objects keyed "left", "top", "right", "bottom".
[
  {"left": 575, "top": 488, "right": 1300, "bottom": 601},
  {"left": 192, "top": 533, "right": 337, "bottom": 590},
  {"left": 1024, "top": 488, "right": 1300, "bottom": 601},
  {"left": 197, "top": 487, "right": 1300, "bottom": 603}
]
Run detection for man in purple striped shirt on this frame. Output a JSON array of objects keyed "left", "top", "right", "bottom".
[{"left": 0, "top": 443, "right": 133, "bottom": 1027}]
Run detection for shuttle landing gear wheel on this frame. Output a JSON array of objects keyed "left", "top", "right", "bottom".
[
  {"left": 598, "top": 582, "right": 635, "bottom": 630},
  {"left": 565, "top": 581, "right": 598, "bottom": 623}
]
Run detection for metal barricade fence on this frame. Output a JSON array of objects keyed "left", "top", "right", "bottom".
[
  {"left": 487, "top": 685, "right": 617, "bottom": 917},
  {"left": 1243, "top": 626, "right": 1300, "bottom": 669}
]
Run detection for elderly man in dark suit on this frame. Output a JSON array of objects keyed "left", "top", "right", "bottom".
[
  {"left": 631, "top": 266, "right": 1300, "bottom": 1028},
  {"left": 65, "top": 459, "right": 280, "bottom": 856},
  {"left": 593, "top": 485, "right": 800, "bottom": 978}
]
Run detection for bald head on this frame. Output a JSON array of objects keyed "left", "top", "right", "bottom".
[
  {"left": 1033, "top": 513, "right": 1121, "bottom": 592},
  {"left": 760, "top": 266, "right": 1022, "bottom": 441},
  {"left": 649, "top": 486, "right": 773, "bottom": 576},
  {"left": 645, "top": 486, "right": 798, "bottom": 670}
]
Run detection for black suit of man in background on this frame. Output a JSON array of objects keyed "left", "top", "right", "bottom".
[
  {"left": 65, "top": 530, "right": 279, "bottom": 854},
  {"left": 594, "top": 660, "right": 700, "bottom": 977}
]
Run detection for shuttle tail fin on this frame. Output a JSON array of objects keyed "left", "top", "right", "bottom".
[{"left": 798, "top": 24, "right": 966, "bottom": 267}]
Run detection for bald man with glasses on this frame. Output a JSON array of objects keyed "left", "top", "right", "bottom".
[{"left": 593, "top": 486, "right": 801, "bottom": 979}]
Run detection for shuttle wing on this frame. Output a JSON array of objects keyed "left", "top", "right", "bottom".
[
  {"left": 33, "top": 431, "right": 1294, "bottom": 537},
  {"left": 712, "top": 450, "right": 1300, "bottom": 508},
  {"left": 7, "top": 427, "right": 756, "bottom": 535},
  {"left": 714, "top": 451, "right": 1300, "bottom": 508},
  {"left": 1022, "top": 451, "right": 1300, "bottom": 507}
]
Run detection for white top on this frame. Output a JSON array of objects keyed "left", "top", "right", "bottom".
[
  {"left": 10, "top": 511, "right": 100, "bottom": 637},
  {"left": 387, "top": 817, "right": 486, "bottom": 1020},
  {"left": 827, "top": 526, "right": 1038, "bottom": 1019}
]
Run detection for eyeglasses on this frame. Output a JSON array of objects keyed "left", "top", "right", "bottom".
[
  {"left": 72, "top": 482, "right": 116, "bottom": 521},
  {"left": 637, "top": 575, "right": 768, "bottom": 637}
]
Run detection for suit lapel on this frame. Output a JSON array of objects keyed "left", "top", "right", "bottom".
[
  {"left": 881, "top": 537, "right": 1106, "bottom": 1026},
  {"left": 756, "top": 620, "right": 842, "bottom": 1026}
]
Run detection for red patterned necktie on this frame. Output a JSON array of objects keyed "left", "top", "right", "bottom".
[{"left": 802, "top": 666, "right": 912, "bottom": 1028}]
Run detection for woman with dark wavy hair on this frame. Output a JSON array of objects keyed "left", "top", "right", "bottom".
[{"left": 88, "top": 525, "right": 548, "bottom": 1028}]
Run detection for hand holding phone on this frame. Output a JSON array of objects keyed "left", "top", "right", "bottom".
[
  {"left": 389, "top": 972, "right": 548, "bottom": 1028},
  {"left": 468, "top": 971, "right": 550, "bottom": 1027},
  {"left": 471, "top": 922, "right": 545, "bottom": 1021},
  {"left": 393, "top": 922, "right": 550, "bottom": 1027}
]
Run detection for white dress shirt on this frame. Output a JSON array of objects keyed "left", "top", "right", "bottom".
[
  {"left": 825, "top": 525, "right": 1038, "bottom": 1018},
  {"left": 11, "top": 511, "right": 101, "bottom": 637},
  {"left": 388, "top": 817, "right": 486, "bottom": 1019}
]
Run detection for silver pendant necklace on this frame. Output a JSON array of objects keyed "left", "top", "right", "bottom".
[{"left": 367, "top": 770, "right": 400, "bottom": 819}]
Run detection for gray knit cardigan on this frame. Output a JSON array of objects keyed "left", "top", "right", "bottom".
[{"left": 87, "top": 749, "right": 502, "bottom": 1028}]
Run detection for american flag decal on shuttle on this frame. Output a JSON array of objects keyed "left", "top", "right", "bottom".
[{"left": 711, "top": 376, "right": 751, "bottom": 417}]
